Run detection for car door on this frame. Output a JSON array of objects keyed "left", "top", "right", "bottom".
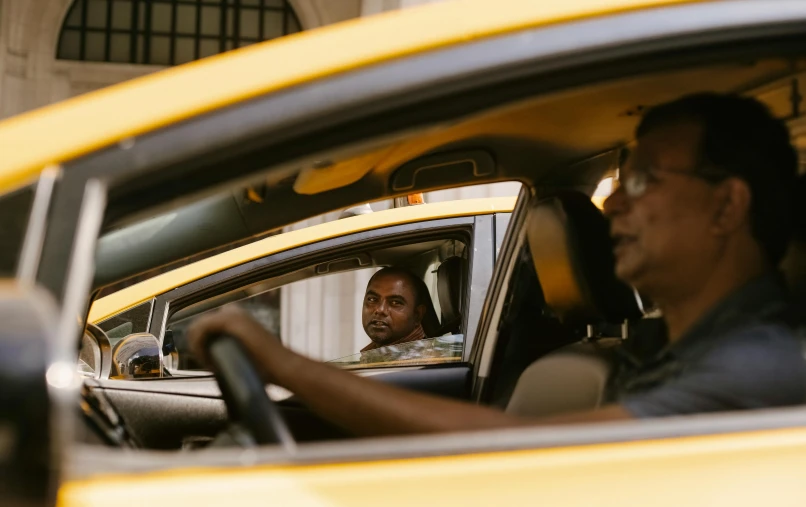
[
  {"left": 86, "top": 211, "right": 507, "bottom": 448},
  {"left": 9, "top": 2, "right": 806, "bottom": 506}
]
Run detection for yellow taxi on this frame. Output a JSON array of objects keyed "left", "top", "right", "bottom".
[{"left": 1, "top": 0, "right": 806, "bottom": 505}]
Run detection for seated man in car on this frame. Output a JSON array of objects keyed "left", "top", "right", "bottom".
[
  {"left": 356, "top": 266, "right": 452, "bottom": 364},
  {"left": 187, "top": 92, "right": 806, "bottom": 435}
]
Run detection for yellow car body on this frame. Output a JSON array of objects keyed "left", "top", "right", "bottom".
[
  {"left": 60, "top": 426, "right": 806, "bottom": 506},
  {"left": 0, "top": 0, "right": 688, "bottom": 194},
  {"left": 0, "top": 0, "right": 804, "bottom": 505}
]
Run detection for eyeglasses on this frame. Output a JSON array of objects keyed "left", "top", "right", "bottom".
[{"left": 615, "top": 163, "right": 731, "bottom": 198}]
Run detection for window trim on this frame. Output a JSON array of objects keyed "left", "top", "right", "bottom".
[
  {"left": 147, "top": 217, "right": 479, "bottom": 363},
  {"left": 462, "top": 214, "right": 495, "bottom": 361},
  {"left": 472, "top": 187, "right": 531, "bottom": 394}
]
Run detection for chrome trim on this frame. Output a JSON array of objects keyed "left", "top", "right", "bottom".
[
  {"left": 16, "top": 165, "right": 61, "bottom": 284},
  {"left": 144, "top": 297, "right": 156, "bottom": 334},
  {"left": 155, "top": 300, "right": 171, "bottom": 344},
  {"left": 632, "top": 287, "right": 646, "bottom": 314},
  {"left": 110, "top": 333, "right": 164, "bottom": 379},
  {"left": 475, "top": 227, "right": 524, "bottom": 382}
]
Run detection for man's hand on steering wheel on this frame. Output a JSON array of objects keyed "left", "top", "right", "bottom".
[
  {"left": 187, "top": 305, "right": 298, "bottom": 448},
  {"left": 187, "top": 305, "right": 295, "bottom": 386}
]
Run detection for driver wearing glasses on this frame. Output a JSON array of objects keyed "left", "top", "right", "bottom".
[{"left": 188, "top": 93, "right": 806, "bottom": 435}]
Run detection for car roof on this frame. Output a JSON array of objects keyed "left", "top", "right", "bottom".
[
  {"left": 0, "top": 0, "right": 689, "bottom": 195},
  {"left": 88, "top": 196, "right": 516, "bottom": 323}
]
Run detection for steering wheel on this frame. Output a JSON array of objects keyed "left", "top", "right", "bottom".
[{"left": 208, "top": 336, "right": 296, "bottom": 452}]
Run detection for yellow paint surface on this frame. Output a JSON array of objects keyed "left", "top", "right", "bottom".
[
  {"left": 0, "top": 0, "right": 690, "bottom": 194},
  {"left": 89, "top": 197, "right": 516, "bottom": 323},
  {"left": 59, "top": 425, "right": 806, "bottom": 506}
]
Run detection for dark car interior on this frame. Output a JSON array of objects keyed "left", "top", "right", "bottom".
[
  {"left": 74, "top": 47, "right": 806, "bottom": 453},
  {"left": 80, "top": 233, "right": 475, "bottom": 449},
  {"left": 166, "top": 235, "right": 470, "bottom": 369}
]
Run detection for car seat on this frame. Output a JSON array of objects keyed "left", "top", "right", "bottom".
[
  {"left": 781, "top": 174, "right": 806, "bottom": 299},
  {"left": 415, "top": 275, "right": 442, "bottom": 338},
  {"left": 436, "top": 256, "right": 466, "bottom": 335},
  {"left": 506, "top": 191, "right": 643, "bottom": 417}
]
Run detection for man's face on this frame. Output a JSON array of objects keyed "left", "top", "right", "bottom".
[
  {"left": 362, "top": 274, "right": 424, "bottom": 346},
  {"left": 604, "top": 120, "right": 728, "bottom": 299}
]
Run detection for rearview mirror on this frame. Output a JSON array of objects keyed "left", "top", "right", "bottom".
[{"left": 111, "top": 333, "right": 164, "bottom": 379}]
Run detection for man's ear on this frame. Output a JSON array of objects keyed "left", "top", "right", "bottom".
[
  {"left": 413, "top": 304, "right": 426, "bottom": 324},
  {"left": 711, "top": 177, "right": 752, "bottom": 235}
]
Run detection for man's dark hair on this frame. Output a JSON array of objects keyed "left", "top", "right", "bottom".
[
  {"left": 636, "top": 92, "right": 798, "bottom": 265},
  {"left": 369, "top": 266, "right": 431, "bottom": 308}
]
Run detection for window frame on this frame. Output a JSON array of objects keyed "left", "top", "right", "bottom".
[
  {"left": 95, "top": 297, "right": 155, "bottom": 341},
  {"left": 142, "top": 215, "right": 497, "bottom": 369}
]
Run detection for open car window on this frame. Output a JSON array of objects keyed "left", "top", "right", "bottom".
[{"left": 165, "top": 235, "right": 472, "bottom": 371}]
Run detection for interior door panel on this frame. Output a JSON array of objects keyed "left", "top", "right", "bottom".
[{"left": 91, "top": 365, "right": 471, "bottom": 449}]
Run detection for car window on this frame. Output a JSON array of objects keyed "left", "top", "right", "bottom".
[
  {"left": 167, "top": 246, "right": 471, "bottom": 371},
  {"left": 494, "top": 213, "right": 512, "bottom": 260},
  {"left": 96, "top": 299, "right": 154, "bottom": 346}
]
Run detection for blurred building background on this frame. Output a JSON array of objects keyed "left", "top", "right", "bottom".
[
  {"left": 0, "top": 0, "right": 412, "bottom": 117},
  {"left": 0, "top": 0, "right": 521, "bottom": 359}
]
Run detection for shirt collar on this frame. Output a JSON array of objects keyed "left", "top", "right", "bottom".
[
  {"left": 361, "top": 324, "right": 426, "bottom": 352},
  {"left": 669, "top": 271, "right": 790, "bottom": 360}
]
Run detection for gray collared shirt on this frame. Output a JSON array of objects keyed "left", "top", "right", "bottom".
[{"left": 616, "top": 273, "right": 806, "bottom": 418}]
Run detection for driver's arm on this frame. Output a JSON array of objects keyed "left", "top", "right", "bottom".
[{"left": 187, "top": 307, "right": 631, "bottom": 437}]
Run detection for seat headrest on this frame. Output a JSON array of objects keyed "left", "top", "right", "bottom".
[
  {"left": 419, "top": 288, "right": 441, "bottom": 339},
  {"left": 526, "top": 191, "right": 641, "bottom": 324},
  {"left": 437, "top": 256, "right": 465, "bottom": 332}
]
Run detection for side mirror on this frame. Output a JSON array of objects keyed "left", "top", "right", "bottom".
[{"left": 111, "top": 333, "right": 164, "bottom": 379}]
